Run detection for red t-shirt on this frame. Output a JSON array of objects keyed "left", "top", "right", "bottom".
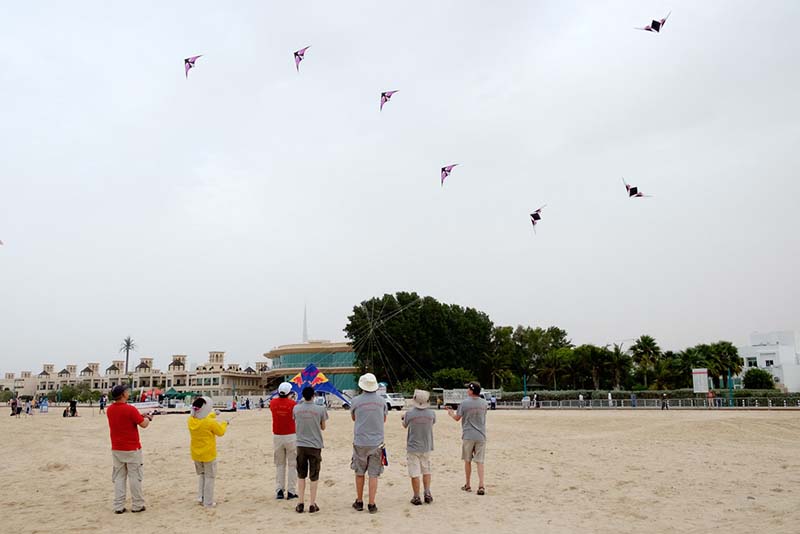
[
  {"left": 107, "top": 402, "right": 145, "bottom": 451},
  {"left": 270, "top": 397, "right": 296, "bottom": 435}
]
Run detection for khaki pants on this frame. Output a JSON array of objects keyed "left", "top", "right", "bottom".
[
  {"left": 195, "top": 460, "right": 218, "bottom": 506},
  {"left": 112, "top": 449, "right": 144, "bottom": 512},
  {"left": 273, "top": 434, "right": 297, "bottom": 493}
]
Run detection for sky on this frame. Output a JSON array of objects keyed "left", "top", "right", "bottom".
[{"left": 1, "top": 1, "right": 798, "bottom": 372}]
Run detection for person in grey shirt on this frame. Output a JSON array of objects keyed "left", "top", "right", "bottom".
[
  {"left": 447, "top": 382, "right": 488, "bottom": 495},
  {"left": 292, "top": 386, "right": 328, "bottom": 513},
  {"left": 402, "top": 390, "right": 436, "bottom": 505},
  {"left": 349, "top": 373, "right": 387, "bottom": 514}
]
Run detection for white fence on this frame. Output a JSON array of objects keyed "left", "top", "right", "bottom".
[{"left": 497, "top": 398, "right": 800, "bottom": 409}]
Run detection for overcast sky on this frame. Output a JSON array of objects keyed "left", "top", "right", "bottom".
[{"left": 1, "top": 1, "right": 798, "bottom": 372}]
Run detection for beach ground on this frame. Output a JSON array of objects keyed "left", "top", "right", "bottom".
[{"left": 1, "top": 408, "right": 798, "bottom": 533}]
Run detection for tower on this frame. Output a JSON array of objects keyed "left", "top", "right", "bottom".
[{"left": 302, "top": 305, "right": 309, "bottom": 343}]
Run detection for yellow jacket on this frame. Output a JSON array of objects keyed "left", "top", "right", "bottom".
[{"left": 188, "top": 412, "right": 227, "bottom": 462}]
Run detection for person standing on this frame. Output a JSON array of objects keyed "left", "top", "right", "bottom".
[
  {"left": 292, "top": 386, "right": 328, "bottom": 513},
  {"left": 578, "top": 393, "right": 585, "bottom": 408},
  {"left": 99, "top": 394, "right": 107, "bottom": 414},
  {"left": 106, "top": 384, "right": 151, "bottom": 514},
  {"left": 270, "top": 382, "right": 298, "bottom": 500},
  {"left": 11, "top": 397, "right": 18, "bottom": 418},
  {"left": 349, "top": 373, "right": 387, "bottom": 514},
  {"left": 402, "top": 390, "right": 436, "bottom": 505},
  {"left": 608, "top": 392, "right": 613, "bottom": 408},
  {"left": 661, "top": 393, "right": 669, "bottom": 410},
  {"left": 188, "top": 396, "right": 228, "bottom": 507},
  {"left": 447, "top": 382, "right": 488, "bottom": 495},
  {"left": 630, "top": 392, "right": 637, "bottom": 408}
]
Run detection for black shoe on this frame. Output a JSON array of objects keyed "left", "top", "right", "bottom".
[
  {"left": 368, "top": 503, "right": 378, "bottom": 514},
  {"left": 131, "top": 506, "right": 146, "bottom": 513},
  {"left": 352, "top": 500, "right": 364, "bottom": 511},
  {"left": 276, "top": 489, "right": 285, "bottom": 500},
  {"left": 424, "top": 492, "right": 433, "bottom": 504},
  {"left": 287, "top": 492, "right": 298, "bottom": 500},
  {"left": 295, "top": 503, "right": 304, "bottom": 513},
  {"left": 114, "top": 508, "right": 126, "bottom": 514}
]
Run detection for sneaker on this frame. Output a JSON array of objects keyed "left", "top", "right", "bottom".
[
  {"left": 287, "top": 492, "right": 298, "bottom": 500},
  {"left": 368, "top": 503, "right": 378, "bottom": 514},
  {"left": 203, "top": 502, "right": 217, "bottom": 508},
  {"left": 352, "top": 500, "right": 364, "bottom": 511},
  {"left": 114, "top": 508, "right": 126, "bottom": 514},
  {"left": 295, "top": 503, "right": 304, "bottom": 513},
  {"left": 276, "top": 489, "right": 285, "bottom": 500},
  {"left": 131, "top": 506, "right": 146, "bottom": 513}
]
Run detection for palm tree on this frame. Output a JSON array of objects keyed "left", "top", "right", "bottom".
[
  {"left": 120, "top": 336, "right": 136, "bottom": 376},
  {"left": 536, "top": 349, "right": 568, "bottom": 390},
  {"left": 606, "top": 344, "right": 633, "bottom": 390},
  {"left": 697, "top": 343, "right": 722, "bottom": 388},
  {"left": 630, "top": 335, "right": 661, "bottom": 389},
  {"left": 481, "top": 351, "right": 509, "bottom": 389},
  {"left": 712, "top": 341, "right": 743, "bottom": 388}
]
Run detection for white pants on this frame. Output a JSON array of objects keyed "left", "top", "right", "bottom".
[
  {"left": 112, "top": 449, "right": 144, "bottom": 512},
  {"left": 273, "top": 434, "right": 297, "bottom": 493},
  {"left": 195, "top": 460, "right": 217, "bottom": 506}
]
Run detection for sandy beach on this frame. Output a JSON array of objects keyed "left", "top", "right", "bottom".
[{"left": 1, "top": 408, "right": 799, "bottom": 534}]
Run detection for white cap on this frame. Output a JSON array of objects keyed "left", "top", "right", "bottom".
[
  {"left": 278, "top": 382, "right": 293, "bottom": 396},
  {"left": 358, "top": 373, "right": 379, "bottom": 392}
]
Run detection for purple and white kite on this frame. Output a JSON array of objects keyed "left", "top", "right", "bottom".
[
  {"left": 636, "top": 12, "right": 671, "bottom": 33},
  {"left": 622, "top": 178, "right": 652, "bottom": 198},
  {"left": 294, "top": 46, "right": 311, "bottom": 71},
  {"left": 380, "top": 90, "right": 398, "bottom": 111},
  {"left": 441, "top": 164, "right": 458, "bottom": 186},
  {"left": 530, "top": 205, "right": 546, "bottom": 233},
  {"left": 184, "top": 55, "right": 202, "bottom": 78}
]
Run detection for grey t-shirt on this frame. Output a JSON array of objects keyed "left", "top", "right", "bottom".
[
  {"left": 402, "top": 407, "right": 436, "bottom": 453},
  {"left": 350, "top": 392, "right": 387, "bottom": 447},
  {"left": 456, "top": 396, "right": 488, "bottom": 442},
  {"left": 293, "top": 401, "right": 328, "bottom": 449}
]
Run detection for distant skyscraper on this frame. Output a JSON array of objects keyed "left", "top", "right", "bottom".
[{"left": 302, "top": 305, "right": 309, "bottom": 343}]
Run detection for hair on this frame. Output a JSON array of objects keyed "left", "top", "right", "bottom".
[
  {"left": 302, "top": 386, "right": 315, "bottom": 401},
  {"left": 192, "top": 397, "right": 206, "bottom": 409}
]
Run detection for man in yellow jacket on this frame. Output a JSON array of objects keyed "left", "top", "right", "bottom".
[{"left": 188, "top": 397, "right": 228, "bottom": 507}]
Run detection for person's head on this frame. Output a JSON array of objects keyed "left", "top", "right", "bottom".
[
  {"left": 278, "top": 382, "right": 292, "bottom": 398},
  {"left": 302, "top": 386, "right": 315, "bottom": 401},
  {"left": 192, "top": 396, "right": 213, "bottom": 419},
  {"left": 110, "top": 384, "right": 130, "bottom": 402},
  {"left": 358, "top": 373, "right": 379, "bottom": 393},
  {"left": 466, "top": 381, "right": 481, "bottom": 398},
  {"left": 411, "top": 389, "right": 430, "bottom": 409}
]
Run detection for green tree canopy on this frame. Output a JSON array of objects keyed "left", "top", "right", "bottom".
[{"left": 742, "top": 368, "right": 776, "bottom": 390}]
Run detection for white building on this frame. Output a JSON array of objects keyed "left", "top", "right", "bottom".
[{"left": 738, "top": 331, "right": 800, "bottom": 392}]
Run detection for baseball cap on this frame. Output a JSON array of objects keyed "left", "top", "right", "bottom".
[
  {"left": 278, "top": 382, "right": 293, "bottom": 396},
  {"left": 465, "top": 381, "right": 482, "bottom": 395},
  {"left": 111, "top": 384, "right": 129, "bottom": 400}
]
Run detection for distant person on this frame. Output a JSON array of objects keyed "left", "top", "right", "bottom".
[
  {"left": 490, "top": 395, "right": 497, "bottom": 411},
  {"left": 188, "top": 396, "right": 228, "bottom": 507},
  {"left": 106, "top": 384, "right": 151, "bottom": 514},
  {"left": 661, "top": 393, "right": 669, "bottom": 411},
  {"left": 707, "top": 391, "right": 714, "bottom": 409},
  {"left": 292, "top": 386, "right": 328, "bottom": 514},
  {"left": 99, "top": 395, "right": 107, "bottom": 414},
  {"left": 24, "top": 399, "right": 32, "bottom": 416},
  {"left": 270, "top": 382, "right": 298, "bottom": 500},
  {"left": 350, "top": 373, "right": 387, "bottom": 514},
  {"left": 10, "top": 397, "right": 19, "bottom": 418},
  {"left": 608, "top": 392, "right": 613, "bottom": 408},
  {"left": 402, "top": 390, "right": 436, "bottom": 505},
  {"left": 630, "top": 392, "right": 637, "bottom": 408},
  {"left": 447, "top": 382, "right": 488, "bottom": 495},
  {"left": 69, "top": 399, "right": 78, "bottom": 417},
  {"left": 578, "top": 393, "right": 585, "bottom": 409},
  {"left": 533, "top": 393, "right": 538, "bottom": 409},
  {"left": 245, "top": 398, "right": 251, "bottom": 410}
]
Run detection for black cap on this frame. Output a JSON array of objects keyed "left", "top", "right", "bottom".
[
  {"left": 111, "top": 384, "right": 129, "bottom": 400},
  {"left": 465, "top": 382, "right": 481, "bottom": 395}
]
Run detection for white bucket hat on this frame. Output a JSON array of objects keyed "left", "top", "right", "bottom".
[
  {"left": 411, "top": 389, "right": 429, "bottom": 409},
  {"left": 358, "top": 373, "right": 379, "bottom": 392},
  {"left": 192, "top": 396, "right": 214, "bottom": 419}
]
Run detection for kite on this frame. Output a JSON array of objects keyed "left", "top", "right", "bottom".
[
  {"left": 184, "top": 55, "right": 202, "bottom": 78},
  {"left": 529, "top": 205, "right": 546, "bottom": 233},
  {"left": 441, "top": 164, "right": 458, "bottom": 186},
  {"left": 622, "top": 178, "right": 651, "bottom": 197},
  {"left": 636, "top": 12, "right": 671, "bottom": 32},
  {"left": 271, "top": 364, "right": 352, "bottom": 405},
  {"left": 380, "top": 90, "right": 398, "bottom": 111},
  {"left": 294, "top": 46, "right": 310, "bottom": 71}
]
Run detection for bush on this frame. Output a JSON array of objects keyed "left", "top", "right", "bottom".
[
  {"left": 742, "top": 368, "right": 776, "bottom": 390},
  {"left": 396, "top": 378, "right": 431, "bottom": 396}
]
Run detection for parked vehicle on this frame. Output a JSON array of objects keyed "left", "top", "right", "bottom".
[{"left": 380, "top": 392, "right": 405, "bottom": 410}]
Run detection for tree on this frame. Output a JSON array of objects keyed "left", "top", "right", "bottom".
[
  {"left": 512, "top": 325, "right": 572, "bottom": 384},
  {"left": 482, "top": 326, "right": 514, "bottom": 388},
  {"left": 431, "top": 368, "right": 476, "bottom": 389},
  {"left": 120, "top": 336, "right": 136, "bottom": 376},
  {"left": 630, "top": 335, "right": 661, "bottom": 389},
  {"left": 712, "top": 341, "right": 743, "bottom": 388},
  {"left": 536, "top": 348, "right": 569, "bottom": 390},
  {"left": 742, "top": 368, "right": 776, "bottom": 390},
  {"left": 574, "top": 344, "right": 610, "bottom": 390},
  {"left": 606, "top": 343, "right": 633, "bottom": 390}
]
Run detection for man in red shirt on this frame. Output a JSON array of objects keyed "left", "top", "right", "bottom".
[
  {"left": 106, "top": 384, "right": 151, "bottom": 514},
  {"left": 270, "top": 382, "right": 298, "bottom": 500}
]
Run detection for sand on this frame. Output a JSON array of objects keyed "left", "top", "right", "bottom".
[{"left": 1, "top": 407, "right": 799, "bottom": 534}]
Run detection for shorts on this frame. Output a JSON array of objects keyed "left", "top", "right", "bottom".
[
  {"left": 461, "top": 440, "right": 486, "bottom": 463},
  {"left": 351, "top": 445, "right": 384, "bottom": 477},
  {"left": 296, "top": 447, "right": 322, "bottom": 481},
  {"left": 406, "top": 451, "right": 432, "bottom": 478}
]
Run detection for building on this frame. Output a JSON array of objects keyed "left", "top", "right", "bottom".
[
  {"left": 0, "top": 372, "right": 37, "bottom": 398},
  {"left": 738, "top": 331, "right": 800, "bottom": 392},
  {"left": 262, "top": 340, "right": 358, "bottom": 391}
]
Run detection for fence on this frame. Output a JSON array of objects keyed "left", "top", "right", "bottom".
[{"left": 498, "top": 398, "right": 800, "bottom": 410}]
